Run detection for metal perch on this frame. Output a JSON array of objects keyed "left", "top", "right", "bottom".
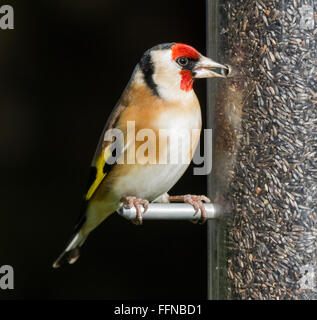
[{"left": 118, "top": 203, "right": 221, "bottom": 221}]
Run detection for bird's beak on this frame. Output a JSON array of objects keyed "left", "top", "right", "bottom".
[{"left": 193, "top": 55, "right": 228, "bottom": 78}]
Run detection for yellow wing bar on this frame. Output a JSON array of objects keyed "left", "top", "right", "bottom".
[{"left": 85, "top": 146, "right": 111, "bottom": 201}]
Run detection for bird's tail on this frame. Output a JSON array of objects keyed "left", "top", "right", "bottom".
[{"left": 52, "top": 231, "right": 87, "bottom": 269}]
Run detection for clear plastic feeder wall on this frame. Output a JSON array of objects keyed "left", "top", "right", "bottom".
[{"left": 207, "top": 0, "right": 317, "bottom": 300}]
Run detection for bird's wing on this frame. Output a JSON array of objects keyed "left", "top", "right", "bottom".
[
  {"left": 85, "top": 102, "right": 126, "bottom": 201},
  {"left": 84, "top": 64, "right": 146, "bottom": 202},
  {"left": 84, "top": 66, "right": 141, "bottom": 201},
  {"left": 85, "top": 145, "right": 112, "bottom": 201}
]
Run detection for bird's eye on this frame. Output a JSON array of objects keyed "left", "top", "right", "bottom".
[{"left": 177, "top": 57, "right": 189, "bottom": 67}]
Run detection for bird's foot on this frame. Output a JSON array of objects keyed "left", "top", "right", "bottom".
[
  {"left": 168, "top": 194, "right": 211, "bottom": 224},
  {"left": 121, "top": 196, "right": 149, "bottom": 225}
]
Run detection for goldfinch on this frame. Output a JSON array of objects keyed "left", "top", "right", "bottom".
[{"left": 53, "top": 43, "right": 227, "bottom": 268}]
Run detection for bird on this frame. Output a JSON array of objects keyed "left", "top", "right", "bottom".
[{"left": 53, "top": 42, "right": 227, "bottom": 268}]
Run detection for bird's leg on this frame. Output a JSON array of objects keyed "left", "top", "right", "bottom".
[
  {"left": 168, "top": 194, "right": 211, "bottom": 224},
  {"left": 121, "top": 196, "right": 149, "bottom": 225}
]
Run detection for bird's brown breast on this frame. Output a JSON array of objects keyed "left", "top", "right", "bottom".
[
  {"left": 94, "top": 79, "right": 202, "bottom": 201},
  {"left": 118, "top": 80, "right": 202, "bottom": 162}
]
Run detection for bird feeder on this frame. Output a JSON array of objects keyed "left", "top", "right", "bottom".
[
  {"left": 118, "top": 203, "right": 221, "bottom": 221},
  {"left": 207, "top": 0, "right": 317, "bottom": 299}
]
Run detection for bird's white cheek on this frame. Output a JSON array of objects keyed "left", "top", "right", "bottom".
[
  {"left": 151, "top": 50, "right": 194, "bottom": 101},
  {"left": 152, "top": 63, "right": 181, "bottom": 92}
]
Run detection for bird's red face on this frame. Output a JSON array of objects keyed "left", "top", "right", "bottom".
[
  {"left": 171, "top": 43, "right": 200, "bottom": 92},
  {"left": 138, "top": 43, "right": 227, "bottom": 100},
  {"left": 171, "top": 43, "right": 228, "bottom": 89}
]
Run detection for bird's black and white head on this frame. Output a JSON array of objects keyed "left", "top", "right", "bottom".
[{"left": 137, "top": 43, "right": 227, "bottom": 101}]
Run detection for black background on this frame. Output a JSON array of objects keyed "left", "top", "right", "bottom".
[{"left": 0, "top": 0, "right": 208, "bottom": 299}]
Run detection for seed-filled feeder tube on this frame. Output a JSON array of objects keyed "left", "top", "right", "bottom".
[{"left": 208, "top": 0, "right": 317, "bottom": 299}]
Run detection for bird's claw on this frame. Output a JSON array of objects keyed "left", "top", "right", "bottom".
[
  {"left": 169, "top": 194, "right": 210, "bottom": 224},
  {"left": 121, "top": 196, "right": 149, "bottom": 225},
  {"left": 184, "top": 195, "right": 210, "bottom": 224}
]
